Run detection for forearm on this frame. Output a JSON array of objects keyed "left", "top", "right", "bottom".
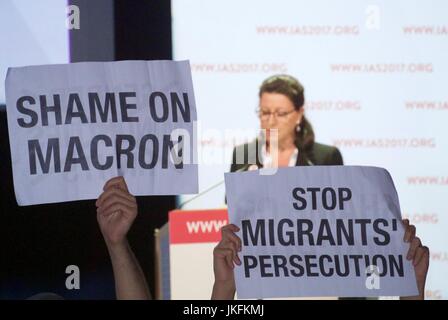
[
  {"left": 211, "top": 280, "right": 236, "bottom": 300},
  {"left": 400, "top": 281, "right": 425, "bottom": 300},
  {"left": 107, "top": 240, "right": 151, "bottom": 300},
  {"left": 400, "top": 292, "right": 424, "bottom": 300}
]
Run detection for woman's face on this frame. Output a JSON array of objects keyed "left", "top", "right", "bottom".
[{"left": 259, "top": 92, "right": 303, "bottom": 144}]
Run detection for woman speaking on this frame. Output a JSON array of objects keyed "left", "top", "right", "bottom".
[{"left": 231, "top": 74, "right": 343, "bottom": 173}]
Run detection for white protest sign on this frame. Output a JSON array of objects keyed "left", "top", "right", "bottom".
[
  {"left": 224, "top": 166, "right": 419, "bottom": 298},
  {"left": 5, "top": 60, "right": 198, "bottom": 206}
]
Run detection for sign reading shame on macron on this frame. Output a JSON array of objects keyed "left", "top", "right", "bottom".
[
  {"left": 5, "top": 60, "right": 198, "bottom": 206},
  {"left": 225, "top": 166, "right": 419, "bottom": 298}
]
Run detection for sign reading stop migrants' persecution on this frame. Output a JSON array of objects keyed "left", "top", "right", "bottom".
[
  {"left": 224, "top": 166, "right": 419, "bottom": 298},
  {"left": 5, "top": 60, "right": 198, "bottom": 206}
]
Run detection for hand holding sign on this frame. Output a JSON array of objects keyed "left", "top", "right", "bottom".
[
  {"left": 96, "top": 176, "right": 137, "bottom": 247},
  {"left": 401, "top": 219, "right": 430, "bottom": 300},
  {"left": 211, "top": 224, "right": 241, "bottom": 300},
  {"left": 224, "top": 166, "right": 425, "bottom": 298},
  {"left": 211, "top": 219, "right": 430, "bottom": 300},
  {"left": 96, "top": 176, "right": 151, "bottom": 300}
]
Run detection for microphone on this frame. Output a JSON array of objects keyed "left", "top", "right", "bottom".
[{"left": 176, "top": 163, "right": 255, "bottom": 209}]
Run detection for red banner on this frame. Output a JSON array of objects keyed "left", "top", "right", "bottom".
[{"left": 169, "top": 209, "right": 229, "bottom": 244}]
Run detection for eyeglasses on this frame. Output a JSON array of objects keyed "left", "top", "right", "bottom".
[{"left": 256, "top": 108, "right": 296, "bottom": 121}]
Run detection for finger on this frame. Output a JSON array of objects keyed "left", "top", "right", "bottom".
[
  {"left": 214, "top": 247, "right": 233, "bottom": 258},
  {"left": 221, "top": 224, "right": 240, "bottom": 233},
  {"left": 103, "top": 176, "right": 129, "bottom": 192},
  {"left": 97, "top": 187, "right": 134, "bottom": 205},
  {"left": 234, "top": 253, "right": 241, "bottom": 266},
  {"left": 105, "top": 210, "right": 120, "bottom": 221},
  {"left": 97, "top": 188, "right": 135, "bottom": 207},
  {"left": 413, "top": 246, "right": 425, "bottom": 267},
  {"left": 223, "top": 239, "right": 241, "bottom": 265},
  {"left": 222, "top": 231, "right": 242, "bottom": 252},
  {"left": 214, "top": 247, "right": 235, "bottom": 269},
  {"left": 98, "top": 196, "right": 136, "bottom": 217},
  {"left": 226, "top": 245, "right": 237, "bottom": 266},
  {"left": 99, "top": 203, "right": 135, "bottom": 218},
  {"left": 225, "top": 251, "right": 234, "bottom": 269},
  {"left": 421, "top": 246, "right": 430, "bottom": 263},
  {"left": 97, "top": 191, "right": 136, "bottom": 210},
  {"left": 97, "top": 207, "right": 117, "bottom": 219},
  {"left": 404, "top": 224, "right": 416, "bottom": 243},
  {"left": 220, "top": 245, "right": 237, "bottom": 269},
  {"left": 407, "top": 237, "right": 421, "bottom": 260}
]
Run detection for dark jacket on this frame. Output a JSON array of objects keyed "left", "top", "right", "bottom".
[{"left": 230, "top": 138, "right": 343, "bottom": 172}]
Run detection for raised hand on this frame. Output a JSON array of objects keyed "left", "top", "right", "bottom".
[
  {"left": 211, "top": 224, "right": 242, "bottom": 300},
  {"left": 401, "top": 219, "right": 430, "bottom": 300},
  {"left": 96, "top": 176, "right": 138, "bottom": 247}
]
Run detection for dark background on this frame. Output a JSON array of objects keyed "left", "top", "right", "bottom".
[{"left": 0, "top": 0, "right": 174, "bottom": 299}]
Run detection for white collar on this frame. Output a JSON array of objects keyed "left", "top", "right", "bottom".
[{"left": 261, "top": 144, "right": 298, "bottom": 168}]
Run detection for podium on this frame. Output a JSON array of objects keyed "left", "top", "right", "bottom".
[
  {"left": 154, "top": 208, "right": 228, "bottom": 300},
  {"left": 154, "top": 208, "right": 338, "bottom": 300}
]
